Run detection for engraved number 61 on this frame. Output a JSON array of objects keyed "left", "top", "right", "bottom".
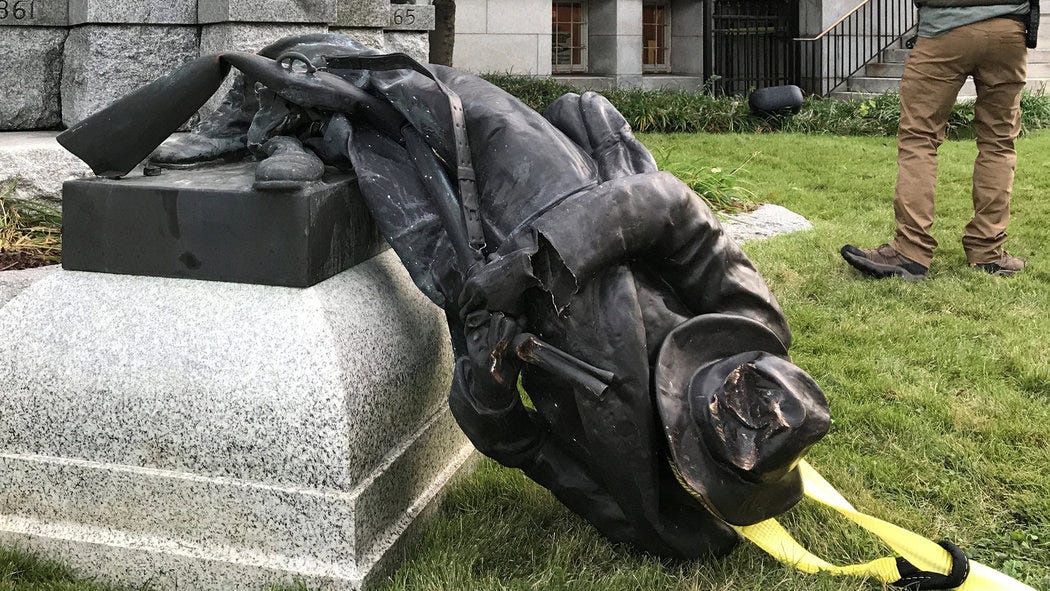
[{"left": 0, "top": 0, "right": 38, "bottom": 19}]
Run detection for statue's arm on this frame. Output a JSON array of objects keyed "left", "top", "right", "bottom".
[
  {"left": 529, "top": 171, "right": 792, "bottom": 348},
  {"left": 448, "top": 358, "right": 637, "bottom": 542}
]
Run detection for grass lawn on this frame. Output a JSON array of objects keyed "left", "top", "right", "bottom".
[
  {"left": 3, "top": 132, "right": 1049, "bottom": 590},
  {"left": 380, "top": 132, "right": 1050, "bottom": 591}
]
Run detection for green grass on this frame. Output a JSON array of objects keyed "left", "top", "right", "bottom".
[
  {"left": 0, "top": 547, "right": 126, "bottom": 591},
  {"left": 3, "top": 132, "right": 1049, "bottom": 590},
  {"left": 0, "top": 184, "right": 62, "bottom": 270},
  {"left": 381, "top": 132, "right": 1050, "bottom": 590}
]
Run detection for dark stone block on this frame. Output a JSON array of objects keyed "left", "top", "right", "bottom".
[{"left": 62, "top": 162, "right": 388, "bottom": 288}]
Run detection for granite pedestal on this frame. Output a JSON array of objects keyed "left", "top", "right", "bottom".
[{"left": 0, "top": 252, "right": 472, "bottom": 590}]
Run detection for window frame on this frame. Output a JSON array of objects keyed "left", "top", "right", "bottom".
[
  {"left": 552, "top": 1, "right": 589, "bottom": 74},
  {"left": 642, "top": 1, "right": 672, "bottom": 74}
]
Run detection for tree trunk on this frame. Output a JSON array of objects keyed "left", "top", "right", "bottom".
[{"left": 430, "top": 0, "right": 456, "bottom": 65}]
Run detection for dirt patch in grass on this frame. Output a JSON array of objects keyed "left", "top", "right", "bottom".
[{"left": 0, "top": 250, "right": 55, "bottom": 271}]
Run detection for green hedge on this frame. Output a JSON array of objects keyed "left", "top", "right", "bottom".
[{"left": 481, "top": 73, "right": 1050, "bottom": 137}]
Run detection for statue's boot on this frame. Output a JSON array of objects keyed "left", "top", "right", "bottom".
[
  {"left": 149, "top": 74, "right": 257, "bottom": 168},
  {"left": 253, "top": 135, "right": 325, "bottom": 191}
]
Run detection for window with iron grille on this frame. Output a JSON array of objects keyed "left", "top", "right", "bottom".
[
  {"left": 643, "top": 2, "right": 671, "bottom": 73},
  {"left": 552, "top": 2, "right": 588, "bottom": 73}
]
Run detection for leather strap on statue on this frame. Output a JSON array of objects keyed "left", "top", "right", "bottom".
[
  {"left": 325, "top": 53, "right": 488, "bottom": 259},
  {"left": 734, "top": 461, "right": 1035, "bottom": 591}
]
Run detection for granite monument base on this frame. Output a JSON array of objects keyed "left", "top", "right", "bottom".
[
  {"left": 62, "top": 162, "right": 387, "bottom": 288},
  {"left": 0, "top": 252, "right": 473, "bottom": 590}
]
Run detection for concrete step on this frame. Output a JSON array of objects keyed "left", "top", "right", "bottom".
[
  {"left": 882, "top": 47, "right": 1050, "bottom": 64},
  {"left": 864, "top": 63, "right": 903, "bottom": 77},
  {"left": 867, "top": 62, "right": 1050, "bottom": 78},
  {"left": 829, "top": 90, "right": 978, "bottom": 102},
  {"left": 848, "top": 76, "right": 1050, "bottom": 95},
  {"left": 1025, "top": 48, "right": 1050, "bottom": 62},
  {"left": 828, "top": 91, "right": 890, "bottom": 102},
  {"left": 881, "top": 47, "right": 912, "bottom": 62}
]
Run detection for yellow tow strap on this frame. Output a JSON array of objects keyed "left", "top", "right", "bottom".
[{"left": 734, "top": 461, "right": 1035, "bottom": 590}]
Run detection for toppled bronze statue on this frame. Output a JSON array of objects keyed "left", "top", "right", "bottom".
[{"left": 58, "top": 34, "right": 831, "bottom": 559}]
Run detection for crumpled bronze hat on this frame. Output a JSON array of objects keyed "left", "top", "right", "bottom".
[{"left": 655, "top": 314, "right": 830, "bottom": 526}]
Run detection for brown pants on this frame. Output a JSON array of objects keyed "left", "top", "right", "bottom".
[{"left": 892, "top": 17, "right": 1028, "bottom": 267}]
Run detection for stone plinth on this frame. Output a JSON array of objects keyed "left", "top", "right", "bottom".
[
  {"left": 383, "top": 31, "right": 429, "bottom": 63},
  {"left": 330, "top": 26, "right": 386, "bottom": 50},
  {"left": 334, "top": 0, "right": 390, "bottom": 28},
  {"left": 199, "top": 0, "right": 335, "bottom": 24},
  {"left": 61, "top": 162, "right": 387, "bottom": 288},
  {"left": 0, "top": 27, "right": 66, "bottom": 130},
  {"left": 68, "top": 0, "right": 198, "bottom": 24},
  {"left": 198, "top": 22, "right": 330, "bottom": 54},
  {"left": 0, "top": 252, "right": 472, "bottom": 590},
  {"left": 61, "top": 25, "right": 199, "bottom": 127},
  {"left": 0, "top": 0, "right": 67, "bottom": 25}
]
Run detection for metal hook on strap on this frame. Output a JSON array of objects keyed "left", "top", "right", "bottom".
[
  {"left": 893, "top": 540, "right": 971, "bottom": 590},
  {"left": 276, "top": 51, "right": 318, "bottom": 74}
]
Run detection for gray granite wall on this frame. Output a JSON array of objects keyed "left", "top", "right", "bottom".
[
  {"left": 0, "top": 0, "right": 434, "bottom": 130},
  {"left": 0, "top": 1, "right": 69, "bottom": 130}
]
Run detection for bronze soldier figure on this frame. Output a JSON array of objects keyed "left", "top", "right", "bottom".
[{"left": 58, "top": 34, "right": 831, "bottom": 559}]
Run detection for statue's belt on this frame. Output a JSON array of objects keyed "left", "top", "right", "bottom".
[{"left": 324, "top": 53, "right": 487, "bottom": 258}]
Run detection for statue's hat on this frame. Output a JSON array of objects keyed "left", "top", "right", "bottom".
[{"left": 655, "top": 314, "right": 830, "bottom": 526}]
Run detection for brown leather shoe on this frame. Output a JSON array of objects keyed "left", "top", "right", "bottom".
[
  {"left": 840, "top": 243, "right": 928, "bottom": 282},
  {"left": 971, "top": 252, "right": 1026, "bottom": 276}
]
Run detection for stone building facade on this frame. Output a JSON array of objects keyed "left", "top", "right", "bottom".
[
  {"left": 0, "top": 0, "right": 434, "bottom": 131},
  {"left": 450, "top": 0, "right": 1026, "bottom": 95},
  {"left": 454, "top": 0, "right": 705, "bottom": 90}
]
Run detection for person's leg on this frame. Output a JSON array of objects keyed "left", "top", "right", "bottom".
[
  {"left": 965, "top": 18, "right": 1027, "bottom": 273},
  {"left": 890, "top": 31, "right": 973, "bottom": 268},
  {"left": 842, "top": 29, "right": 974, "bottom": 280}
]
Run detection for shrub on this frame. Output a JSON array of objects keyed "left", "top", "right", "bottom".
[{"left": 481, "top": 74, "right": 1050, "bottom": 138}]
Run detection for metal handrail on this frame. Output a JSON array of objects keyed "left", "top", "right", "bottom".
[
  {"left": 795, "top": 0, "right": 875, "bottom": 41},
  {"left": 795, "top": 0, "right": 918, "bottom": 96}
]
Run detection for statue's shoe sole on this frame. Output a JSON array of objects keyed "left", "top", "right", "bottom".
[
  {"left": 150, "top": 149, "right": 251, "bottom": 170},
  {"left": 253, "top": 179, "right": 318, "bottom": 192}
]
